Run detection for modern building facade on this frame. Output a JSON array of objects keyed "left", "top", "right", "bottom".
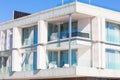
[{"left": 0, "top": 1, "right": 120, "bottom": 80}]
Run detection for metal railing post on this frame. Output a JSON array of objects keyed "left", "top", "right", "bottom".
[{"left": 68, "top": 14, "right": 72, "bottom": 67}]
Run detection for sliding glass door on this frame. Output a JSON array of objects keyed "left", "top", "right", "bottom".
[
  {"left": 60, "top": 22, "right": 77, "bottom": 39},
  {"left": 48, "top": 51, "right": 58, "bottom": 66},
  {"left": 60, "top": 50, "right": 77, "bottom": 67},
  {"left": 60, "top": 50, "right": 68, "bottom": 67},
  {"left": 48, "top": 23, "right": 58, "bottom": 41},
  {"left": 48, "top": 50, "right": 77, "bottom": 68}
]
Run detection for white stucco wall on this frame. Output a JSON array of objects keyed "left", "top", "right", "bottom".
[{"left": 78, "top": 18, "right": 91, "bottom": 34}]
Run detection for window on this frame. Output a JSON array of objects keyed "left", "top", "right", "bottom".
[
  {"left": 48, "top": 51, "right": 58, "bottom": 67},
  {"left": 0, "top": 31, "right": 7, "bottom": 50},
  {"left": 48, "top": 23, "right": 58, "bottom": 41},
  {"left": 0, "top": 29, "right": 13, "bottom": 50},
  {"left": 0, "top": 57, "right": 8, "bottom": 68},
  {"left": 48, "top": 50, "right": 77, "bottom": 68},
  {"left": 22, "top": 52, "right": 37, "bottom": 71},
  {"left": 0, "top": 57, "right": 9, "bottom": 72},
  {"left": 106, "top": 49, "right": 120, "bottom": 69},
  {"left": 60, "top": 50, "right": 77, "bottom": 67},
  {"left": 22, "top": 26, "right": 38, "bottom": 46},
  {"left": 106, "top": 22, "right": 120, "bottom": 43},
  {"left": 60, "top": 22, "right": 77, "bottom": 39},
  {"left": 48, "top": 21, "right": 78, "bottom": 41}
]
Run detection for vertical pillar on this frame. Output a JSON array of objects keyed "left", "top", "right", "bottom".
[
  {"left": 100, "top": 17, "right": 106, "bottom": 69},
  {"left": 12, "top": 27, "right": 22, "bottom": 71},
  {"left": 69, "top": 14, "right": 72, "bottom": 67},
  {"left": 37, "top": 20, "right": 47, "bottom": 69},
  {"left": 92, "top": 17, "right": 101, "bottom": 68},
  {"left": 92, "top": 16, "right": 106, "bottom": 69}
]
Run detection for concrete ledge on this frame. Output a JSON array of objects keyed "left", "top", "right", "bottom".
[
  {"left": 0, "top": 67, "right": 76, "bottom": 79},
  {"left": 76, "top": 67, "right": 120, "bottom": 78},
  {"left": 1, "top": 67, "right": 120, "bottom": 79}
]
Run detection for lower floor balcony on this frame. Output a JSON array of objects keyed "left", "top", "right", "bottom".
[
  {"left": 1, "top": 42, "right": 120, "bottom": 79},
  {"left": 0, "top": 67, "right": 120, "bottom": 79}
]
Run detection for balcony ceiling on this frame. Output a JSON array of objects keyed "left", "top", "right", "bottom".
[{"left": 47, "top": 13, "right": 92, "bottom": 24}]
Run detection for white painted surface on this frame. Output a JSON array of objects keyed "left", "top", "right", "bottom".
[{"left": 0, "top": 1, "right": 120, "bottom": 79}]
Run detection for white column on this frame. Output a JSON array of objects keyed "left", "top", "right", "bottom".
[
  {"left": 92, "top": 16, "right": 106, "bottom": 69},
  {"left": 92, "top": 17, "right": 102, "bottom": 68},
  {"left": 37, "top": 20, "right": 48, "bottom": 69},
  {"left": 12, "top": 27, "right": 22, "bottom": 71},
  {"left": 100, "top": 17, "right": 106, "bottom": 69},
  {"left": 6, "top": 29, "right": 12, "bottom": 50}
]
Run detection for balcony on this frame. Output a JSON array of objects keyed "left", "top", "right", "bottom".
[{"left": 47, "top": 30, "right": 91, "bottom": 51}]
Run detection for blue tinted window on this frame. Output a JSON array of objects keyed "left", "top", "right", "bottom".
[
  {"left": 106, "top": 49, "right": 120, "bottom": 69},
  {"left": 106, "top": 22, "right": 120, "bottom": 43}
]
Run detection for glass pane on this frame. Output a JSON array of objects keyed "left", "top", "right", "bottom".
[
  {"left": 60, "top": 50, "right": 68, "bottom": 67},
  {"left": 106, "top": 49, "right": 120, "bottom": 69},
  {"left": 48, "top": 23, "right": 58, "bottom": 41},
  {"left": 0, "top": 57, "right": 2, "bottom": 68},
  {"left": 22, "top": 26, "right": 35, "bottom": 46},
  {"left": 60, "top": 23, "right": 69, "bottom": 39},
  {"left": 72, "top": 22, "right": 77, "bottom": 33},
  {"left": 48, "top": 24, "right": 53, "bottom": 41},
  {"left": 60, "top": 21, "right": 77, "bottom": 39},
  {"left": 60, "top": 50, "right": 77, "bottom": 67},
  {"left": 22, "top": 53, "right": 34, "bottom": 71},
  {"left": 72, "top": 50, "right": 77, "bottom": 66},
  {"left": 25, "top": 54, "right": 29, "bottom": 64},
  {"left": 48, "top": 51, "right": 52, "bottom": 63},
  {"left": 48, "top": 51, "right": 58, "bottom": 68},
  {"left": 33, "top": 52, "right": 37, "bottom": 70},
  {"left": 3, "top": 57, "right": 8, "bottom": 67},
  {"left": 106, "top": 22, "right": 120, "bottom": 43},
  {"left": 9, "top": 29, "right": 13, "bottom": 49},
  {"left": 34, "top": 26, "right": 38, "bottom": 44}
]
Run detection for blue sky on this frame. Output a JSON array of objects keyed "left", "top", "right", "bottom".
[{"left": 0, "top": 0, "right": 120, "bottom": 23}]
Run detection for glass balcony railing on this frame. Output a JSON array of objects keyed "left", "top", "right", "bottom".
[
  {"left": 60, "top": 31, "right": 89, "bottom": 39},
  {"left": 49, "top": 31, "right": 90, "bottom": 41},
  {"left": 0, "top": 67, "right": 12, "bottom": 73},
  {"left": 0, "top": 67, "right": 7, "bottom": 73},
  {"left": 22, "top": 64, "right": 33, "bottom": 71}
]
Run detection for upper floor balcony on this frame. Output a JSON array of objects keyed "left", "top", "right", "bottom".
[
  {"left": 47, "top": 13, "right": 92, "bottom": 51},
  {"left": 47, "top": 13, "right": 91, "bottom": 40}
]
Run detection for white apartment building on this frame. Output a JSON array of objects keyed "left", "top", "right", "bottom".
[{"left": 0, "top": 1, "right": 120, "bottom": 80}]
